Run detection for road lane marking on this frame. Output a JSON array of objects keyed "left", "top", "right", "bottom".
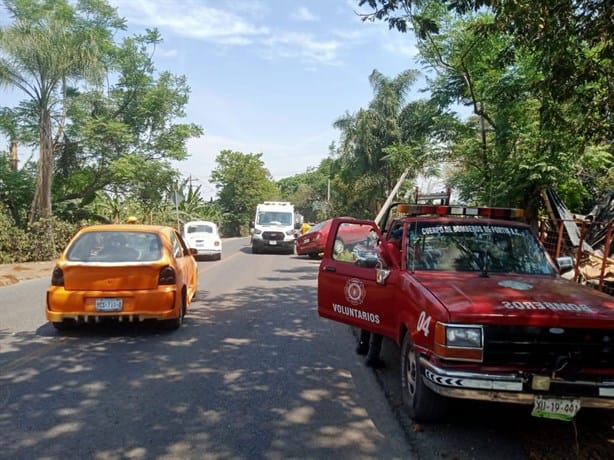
[{"left": 0, "top": 337, "right": 66, "bottom": 375}]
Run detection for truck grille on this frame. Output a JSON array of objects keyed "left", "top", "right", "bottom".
[
  {"left": 483, "top": 325, "right": 614, "bottom": 372},
  {"left": 262, "top": 231, "right": 284, "bottom": 241}
]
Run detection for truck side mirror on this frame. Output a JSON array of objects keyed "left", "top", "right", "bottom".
[
  {"left": 556, "top": 256, "right": 574, "bottom": 275},
  {"left": 376, "top": 267, "right": 391, "bottom": 285}
]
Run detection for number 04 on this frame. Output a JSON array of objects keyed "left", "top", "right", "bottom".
[{"left": 417, "top": 311, "right": 431, "bottom": 336}]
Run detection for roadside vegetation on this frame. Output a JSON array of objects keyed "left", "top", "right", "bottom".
[{"left": 1, "top": 0, "right": 612, "bottom": 263}]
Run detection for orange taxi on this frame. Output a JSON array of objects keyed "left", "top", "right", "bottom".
[{"left": 46, "top": 224, "right": 198, "bottom": 331}]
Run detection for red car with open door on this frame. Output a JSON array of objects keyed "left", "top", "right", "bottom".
[{"left": 295, "top": 218, "right": 365, "bottom": 259}]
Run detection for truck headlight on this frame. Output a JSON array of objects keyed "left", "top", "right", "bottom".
[
  {"left": 434, "top": 323, "right": 483, "bottom": 362},
  {"left": 285, "top": 229, "right": 295, "bottom": 236}
]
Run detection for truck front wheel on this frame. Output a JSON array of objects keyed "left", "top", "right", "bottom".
[{"left": 401, "top": 333, "right": 447, "bottom": 421}]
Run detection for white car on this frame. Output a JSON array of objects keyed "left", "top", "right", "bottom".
[{"left": 182, "top": 221, "right": 222, "bottom": 261}]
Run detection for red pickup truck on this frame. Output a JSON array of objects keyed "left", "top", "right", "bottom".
[{"left": 317, "top": 203, "right": 614, "bottom": 422}]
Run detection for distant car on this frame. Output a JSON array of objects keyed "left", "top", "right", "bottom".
[
  {"left": 46, "top": 224, "right": 199, "bottom": 331},
  {"left": 296, "top": 220, "right": 328, "bottom": 259},
  {"left": 296, "top": 218, "right": 363, "bottom": 259},
  {"left": 182, "top": 220, "right": 222, "bottom": 261}
]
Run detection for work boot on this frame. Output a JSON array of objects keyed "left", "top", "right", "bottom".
[{"left": 365, "top": 357, "right": 386, "bottom": 369}]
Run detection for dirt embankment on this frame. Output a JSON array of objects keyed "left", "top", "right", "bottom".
[{"left": 0, "top": 261, "right": 54, "bottom": 287}]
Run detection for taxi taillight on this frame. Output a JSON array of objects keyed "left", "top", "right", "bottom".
[
  {"left": 158, "top": 266, "right": 176, "bottom": 285},
  {"left": 51, "top": 267, "right": 64, "bottom": 286}
]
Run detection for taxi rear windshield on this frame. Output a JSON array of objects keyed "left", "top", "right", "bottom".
[
  {"left": 406, "top": 223, "right": 556, "bottom": 275},
  {"left": 66, "top": 231, "right": 162, "bottom": 262}
]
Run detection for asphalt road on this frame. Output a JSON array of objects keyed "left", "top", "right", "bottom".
[
  {"left": 0, "top": 238, "right": 410, "bottom": 460},
  {"left": 0, "top": 238, "right": 612, "bottom": 459}
]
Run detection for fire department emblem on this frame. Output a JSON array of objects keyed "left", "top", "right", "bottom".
[
  {"left": 498, "top": 280, "right": 533, "bottom": 291},
  {"left": 345, "top": 278, "right": 365, "bottom": 306}
]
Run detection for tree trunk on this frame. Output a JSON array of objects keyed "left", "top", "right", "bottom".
[
  {"left": 9, "top": 142, "right": 18, "bottom": 171},
  {"left": 29, "top": 107, "right": 54, "bottom": 224}
]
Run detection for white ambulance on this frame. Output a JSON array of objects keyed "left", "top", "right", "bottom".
[{"left": 250, "top": 201, "right": 298, "bottom": 254}]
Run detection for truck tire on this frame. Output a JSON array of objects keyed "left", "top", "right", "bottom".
[
  {"left": 333, "top": 238, "right": 345, "bottom": 254},
  {"left": 401, "top": 333, "right": 447, "bottom": 421}
]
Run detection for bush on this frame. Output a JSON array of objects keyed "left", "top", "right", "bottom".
[
  {"left": 21, "top": 218, "right": 79, "bottom": 262},
  {"left": 0, "top": 212, "right": 79, "bottom": 263},
  {"left": 0, "top": 212, "right": 26, "bottom": 263}
]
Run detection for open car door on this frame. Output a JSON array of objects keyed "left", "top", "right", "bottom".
[{"left": 317, "top": 218, "right": 399, "bottom": 339}]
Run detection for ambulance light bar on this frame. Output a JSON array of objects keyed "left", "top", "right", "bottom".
[
  {"left": 405, "top": 204, "right": 524, "bottom": 220},
  {"left": 262, "top": 201, "right": 292, "bottom": 206}
]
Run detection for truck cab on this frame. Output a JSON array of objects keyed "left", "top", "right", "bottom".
[{"left": 317, "top": 202, "right": 614, "bottom": 421}]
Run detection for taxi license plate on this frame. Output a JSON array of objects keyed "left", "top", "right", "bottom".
[
  {"left": 531, "top": 395, "right": 580, "bottom": 421},
  {"left": 268, "top": 240, "right": 277, "bottom": 245},
  {"left": 95, "top": 298, "right": 123, "bottom": 312}
]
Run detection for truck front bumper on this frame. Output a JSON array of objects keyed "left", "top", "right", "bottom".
[
  {"left": 252, "top": 239, "right": 295, "bottom": 251},
  {"left": 421, "top": 357, "right": 614, "bottom": 409}
]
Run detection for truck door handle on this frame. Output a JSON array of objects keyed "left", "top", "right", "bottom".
[{"left": 322, "top": 266, "right": 336, "bottom": 272}]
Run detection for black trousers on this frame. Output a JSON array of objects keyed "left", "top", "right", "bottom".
[{"left": 358, "top": 329, "right": 383, "bottom": 360}]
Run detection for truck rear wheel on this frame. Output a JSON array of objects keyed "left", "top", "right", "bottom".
[{"left": 401, "top": 333, "right": 447, "bottom": 421}]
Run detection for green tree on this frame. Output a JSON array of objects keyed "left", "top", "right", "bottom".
[
  {"left": 357, "top": 0, "right": 613, "bottom": 222},
  {"left": 277, "top": 156, "right": 335, "bottom": 222},
  {"left": 209, "top": 150, "right": 279, "bottom": 236},
  {"left": 0, "top": 153, "right": 35, "bottom": 226},
  {"left": 0, "top": 0, "right": 126, "bottom": 223},
  {"left": 55, "top": 29, "right": 202, "bottom": 222}
]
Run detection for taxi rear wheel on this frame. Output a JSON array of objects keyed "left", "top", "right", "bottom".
[
  {"left": 401, "top": 333, "right": 447, "bottom": 421},
  {"left": 165, "top": 293, "right": 186, "bottom": 330}
]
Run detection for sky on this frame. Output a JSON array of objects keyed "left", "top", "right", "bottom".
[{"left": 1, "top": 0, "right": 426, "bottom": 199}]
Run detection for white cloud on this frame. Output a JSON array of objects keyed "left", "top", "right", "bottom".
[
  {"left": 110, "top": 0, "right": 269, "bottom": 43},
  {"left": 292, "top": 7, "right": 319, "bottom": 22},
  {"left": 157, "top": 48, "right": 179, "bottom": 58},
  {"left": 381, "top": 34, "right": 419, "bottom": 58},
  {"left": 261, "top": 32, "right": 342, "bottom": 65},
  {"left": 109, "top": 0, "right": 412, "bottom": 67}
]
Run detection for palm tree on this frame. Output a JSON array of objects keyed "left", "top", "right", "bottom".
[
  {"left": 0, "top": 0, "right": 124, "bottom": 223},
  {"left": 333, "top": 69, "right": 419, "bottom": 214}
]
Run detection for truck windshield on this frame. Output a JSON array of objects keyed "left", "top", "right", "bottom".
[
  {"left": 406, "top": 222, "right": 556, "bottom": 275},
  {"left": 256, "top": 212, "right": 293, "bottom": 226}
]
